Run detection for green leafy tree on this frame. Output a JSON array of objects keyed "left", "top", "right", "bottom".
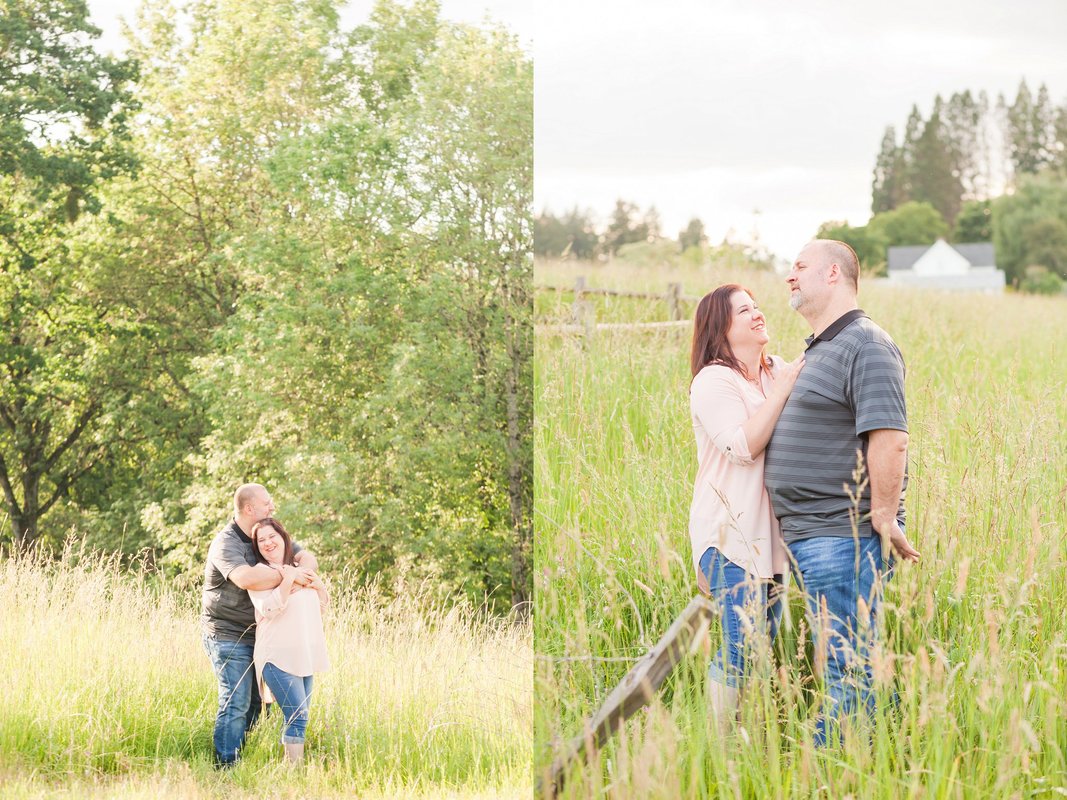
[
  {"left": 0, "top": 0, "right": 139, "bottom": 547},
  {"left": 135, "top": 0, "right": 531, "bottom": 613},
  {"left": 815, "top": 220, "right": 887, "bottom": 273},
  {"left": 953, "top": 199, "right": 993, "bottom": 242},
  {"left": 867, "top": 201, "right": 949, "bottom": 252},
  {"left": 993, "top": 175, "right": 1067, "bottom": 284},
  {"left": 535, "top": 208, "right": 597, "bottom": 259},
  {"left": 1019, "top": 265, "right": 1065, "bottom": 295}
]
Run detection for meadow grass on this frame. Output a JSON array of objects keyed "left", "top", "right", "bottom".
[
  {"left": 534, "top": 258, "right": 1067, "bottom": 798},
  {"left": 0, "top": 548, "right": 531, "bottom": 799}
]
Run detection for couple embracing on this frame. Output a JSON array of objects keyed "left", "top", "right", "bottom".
[
  {"left": 688, "top": 239, "right": 921, "bottom": 745},
  {"left": 200, "top": 483, "right": 331, "bottom": 767}
]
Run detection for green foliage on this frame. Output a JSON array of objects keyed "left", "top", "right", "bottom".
[
  {"left": 993, "top": 175, "right": 1067, "bottom": 284},
  {"left": 1019, "top": 265, "right": 1065, "bottom": 295},
  {"left": 0, "top": 0, "right": 138, "bottom": 216},
  {"left": 534, "top": 208, "right": 599, "bottom": 259},
  {"left": 815, "top": 220, "right": 887, "bottom": 274},
  {"left": 0, "top": 0, "right": 140, "bottom": 546},
  {"left": 870, "top": 80, "right": 1067, "bottom": 221},
  {"left": 603, "top": 199, "right": 657, "bottom": 255},
  {"left": 909, "top": 96, "right": 964, "bottom": 225},
  {"left": 1, "top": 0, "right": 532, "bottom": 614},
  {"left": 1003, "top": 80, "right": 1059, "bottom": 176},
  {"left": 868, "top": 200, "right": 949, "bottom": 250},
  {"left": 678, "top": 217, "right": 707, "bottom": 252},
  {"left": 953, "top": 199, "right": 993, "bottom": 242}
]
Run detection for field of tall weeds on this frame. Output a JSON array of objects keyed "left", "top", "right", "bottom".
[
  {"left": 0, "top": 547, "right": 531, "bottom": 799},
  {"left": 535, "top": 258, "right": 1067, "bottom": 798}
]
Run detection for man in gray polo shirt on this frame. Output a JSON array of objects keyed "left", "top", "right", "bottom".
[
  {"left": 765, "top": 239, "right": 920, "bottom": 745},
  {"left": 201, "top": 482, "right": 318, "bottom": 766}
]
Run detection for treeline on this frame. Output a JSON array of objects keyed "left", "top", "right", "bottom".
[
  {"left": 0, "top": 0, "right": 532, "bottom": 611},
  {"left": 535, "top": 200, "right": 663, "bottom": 259},
  {"left": 821, "top": 79, "right": 1067, "bottom": 292},
  {"left": 535, "top": 200, "right": 771, "bottom": 269}
]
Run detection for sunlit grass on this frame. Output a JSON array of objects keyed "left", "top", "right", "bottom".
[
  {"left": 534, "top": 258, "right": 1067, "bottom": 797},
  {"left": 0, "top": 549, "right": 531, "bottom": 799}
]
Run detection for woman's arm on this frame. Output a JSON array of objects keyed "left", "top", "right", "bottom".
[
  {"left": 692, "top": 357, "right": 804, "bottom": 465},
  {"left": 739, "top": 355, "right": 804, "bottom": 457},
  {"left": 251, "top": 565, "right": 299, "bottom": 619}
]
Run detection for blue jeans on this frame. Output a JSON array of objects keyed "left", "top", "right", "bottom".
[
  {"left": 202, "top": 634, "right": 261, "bottom": 765},
  {"left": 789, "top": 534, "right": 894, "bottom": 746},
  {"left": 261, "top": 662, "right": 314, "bottom": 744},
  {"left": 699, "top": 547, "right": 785, "bottom": 689}
]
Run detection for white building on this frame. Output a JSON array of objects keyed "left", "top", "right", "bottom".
[{"left": 886, "top": 239, "right": 1005, "bottom": 292}]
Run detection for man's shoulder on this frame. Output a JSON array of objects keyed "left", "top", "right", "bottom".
[
  {"left": 844, "top": 316, "right": 902, "bottom": 353},
  {"left": 208, "top": 520, "right": 249, "bottom": 554}
]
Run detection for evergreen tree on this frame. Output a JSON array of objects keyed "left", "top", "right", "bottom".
[
  {"left": 910, "top": 96, "right": 964, "bottom": 225},
  {"left": 871, "top": 126, "right": 902, "bottom": 214},
  {"left": 1005, "top": 79, "right": 1056, "bottom": 177},
  {"left": 679, "top": 217, "right": 707, "bottom": 251}
]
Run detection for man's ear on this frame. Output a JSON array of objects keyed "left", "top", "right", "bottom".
[{"left": 826, "top": 262, "right": 840, "bottom": 285}]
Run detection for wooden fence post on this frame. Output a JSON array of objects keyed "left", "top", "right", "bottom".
[
  {"left": 570, "top": 276, "right": 594, "bottom": 337},
  {"left": 666, "top": 282, "right": 681, "bottom": 321},
  {"left": 537, "top": 594, "right": 716, "bottom": 798}
]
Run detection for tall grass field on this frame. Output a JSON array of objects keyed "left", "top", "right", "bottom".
[
  {"left": 0, "top": 549, "right": 531, "bottom": 799},
  {"left": 535, "top": 258, "right": 1067, "bottom": 798}
]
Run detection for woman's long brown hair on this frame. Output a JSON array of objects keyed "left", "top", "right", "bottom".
[
  {"left": 250, "top": 517, "right": 297, "bottom": 567},
  {"left": 690, "top": 283, "right": 771, "bottom": 382}
]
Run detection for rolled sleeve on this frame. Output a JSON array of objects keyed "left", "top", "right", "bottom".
[
  {"left": 208, "top": 534, "right": 254, "bottom": 582},
  {"left": 249, "top": 588, "right": 287, "bottom": 620},
  {"left": 692, "top": 369, "right": 755, "bottom": 466}
]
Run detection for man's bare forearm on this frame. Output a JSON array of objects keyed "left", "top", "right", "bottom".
[
  {"left": 230, "top": 563, "right": 284, "bottom": 591},
  {"left": 866, "top": 428, "right": 908, "bottom": 529},
  {"left": 294, "top": 549, "right": 319, "bottom": 571}
]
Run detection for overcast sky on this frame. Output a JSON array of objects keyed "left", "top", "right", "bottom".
[
  {"left": 534, "top": 0, "right": 1067, "bottom": 261},
  {"left": 87, "top": 1, "right": 1067, "bottom": 262}
]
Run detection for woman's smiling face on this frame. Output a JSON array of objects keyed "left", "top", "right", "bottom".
[
  {"left": 725, "top": 290, "right": 769, "bottom": 352},
  {"left": 255, "top": 525, "right": 285, "bottom": 565}
]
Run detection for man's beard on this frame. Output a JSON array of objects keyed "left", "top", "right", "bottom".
[{"left": 789, "top": 291, "right": 803, "bottom": 311}]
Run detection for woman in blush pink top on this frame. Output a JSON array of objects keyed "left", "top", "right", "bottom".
[
  {"left": 689, "top": 284, "right": 803, "bottom": 732},
  {"left": 248, "top": 517, "right": 330, "bottom": 764}
]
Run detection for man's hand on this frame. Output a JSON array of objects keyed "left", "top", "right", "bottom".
[
  {"left": 279, "top": 565, "right": 315, "bottom": 592},
  {"left": 876, "top": 518, "right": 920, "bottom": 563},
  {"left": 294, "top": 549, "right": 319, "bottom": 572}
]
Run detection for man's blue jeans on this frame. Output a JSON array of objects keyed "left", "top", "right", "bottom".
[
  {"left": 261, "top": 662, "right": 313, "bottom": 744},
  {"left": 202, "top": 634, "right": 261, "bottom": 765},
  {"left": 789, "top": 534, "right": 894, "bottom": 746},
  {"left": 699, "top": 547, "right": 785, "bottom": 689}
]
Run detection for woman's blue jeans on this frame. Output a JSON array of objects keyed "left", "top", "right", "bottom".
[
  {"left": 202, "top": 634, "right": 261, "bottom": 766},
  {"left": 261, "top": 662, "right": 314, "bottom": 744},
  {"left": 699, "top": 547, "right": 785, "bottom": 689},
  {"left": 789, "top": 533, "right": 894, "bottom": 746}
]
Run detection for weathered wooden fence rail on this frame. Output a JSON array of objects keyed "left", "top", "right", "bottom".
[
  {"left": 536, "top": 277, "right": 701, "bottom": 335},
  {"left": 537, "top": 595, "right": 717, "bottom": 798}
]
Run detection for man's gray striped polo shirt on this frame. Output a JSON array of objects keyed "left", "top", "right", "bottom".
[{"left": 765, "top": 309, "right": 907, "bottom": 543}]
